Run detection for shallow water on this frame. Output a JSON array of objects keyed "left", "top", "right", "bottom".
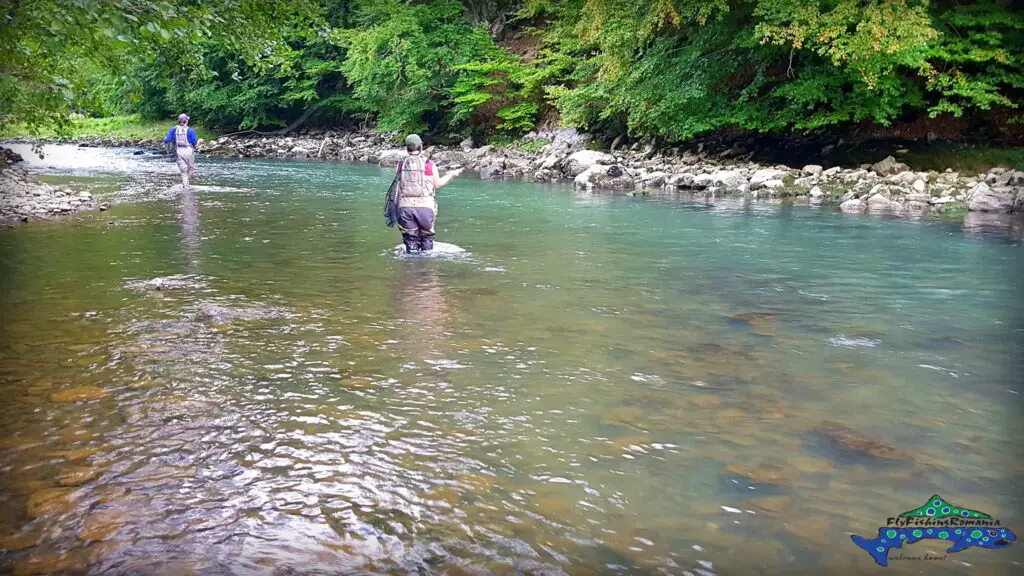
[{"left": 1, "top": 144, "right": 1022, "bottom": 575}]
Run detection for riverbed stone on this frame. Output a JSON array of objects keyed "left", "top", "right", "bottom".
[
  {"left": 867, "top": 193, "right": 900, "bottom": 211},
  {"left": 376, "top": 149, "right": 406, "bottom": 167},
  {"left": 0, "top": 531, "right": 40, "bottom": 552},
  {"left": 574, "top": 164, "right": 635, "bottom": 191},
  {"left": 967, "top": 182, "right": 1015, "bottom": 213},
  {"left": 696, "top": 169, "right": 747, "bottom": 190},
  {"left": 840, "top": 199, "right": 865, "bottom": 213},
  {"left": 749, "top": 168, "right": 788, "bottom": 190},
  {"left": 802, "top": 165, "right": 823, "bottom": 176},
  {"left": 50, "top": 386, "right": 108, "bottom": 403},
  {"left": 564, "top": 150, "right": 615, "bottom": 177},
  {"left": 26, "top": 487, "right": 76, "bottom": 518},
  {"left": 59, "top": 466, "right": 103, "bottom": 487},
  {"left": 912, "top": 179, "right": 927, "bottom": 193}
]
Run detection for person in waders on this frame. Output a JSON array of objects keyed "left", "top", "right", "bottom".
[
  {"left": 163, "top": 114, "right": 203, "bottom": 188},
  {"left": 395, "top": 134, "right": 463, "bottom": 253}
]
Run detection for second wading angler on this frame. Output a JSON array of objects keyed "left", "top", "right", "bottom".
[
  {"left": 389, "top": 134, "right": 463, "bottom": 253},
  {"left": 163, "top": 114, "right": 204, "bottom": 188}
]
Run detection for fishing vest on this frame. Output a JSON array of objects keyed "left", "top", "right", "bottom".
[
  {"left": 174, "top": 126, "right": 191, "bottom": 149},
  {"left": 396, "top": 155, "right": 434, "bottom": 199}
]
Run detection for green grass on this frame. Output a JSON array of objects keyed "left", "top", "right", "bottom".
[{"left": 0, "top": 114, "right": 216, "bottom": 141}]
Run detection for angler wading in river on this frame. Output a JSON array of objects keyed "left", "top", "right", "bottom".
[
  {"left": 163, "top": 114, "right": 204, "bottom": 188},
  {"left": 387, "top": 134, "right": 463, "bottom": 253}
]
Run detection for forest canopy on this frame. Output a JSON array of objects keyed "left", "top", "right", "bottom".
[{"left": 2, "top": 0, "right": 1021, "bottom": 141}]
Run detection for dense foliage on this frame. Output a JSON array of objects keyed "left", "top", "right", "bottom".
[{"left": 2, "top": 0, "right": 1021, "bottom": 141}]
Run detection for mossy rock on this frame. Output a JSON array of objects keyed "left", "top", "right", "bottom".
[{"left": 935, "top": 202, "right": 968, "bottom": 215}]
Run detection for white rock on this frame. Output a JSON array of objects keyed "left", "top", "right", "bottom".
[
  {"left": 802, "top": 165, "right": 823, "bottom": 176},
  {"left": 749, "top": 168, "right": 788, "bottom": 190},
  {"left": 564, "top": 150, "right": 615, "bottom": 177},
  {"left": 912, "top": 179, "right": 927, "bottom": 193},
  {"left": 840, "top": 199, "right": 865, "bottom": 213}
]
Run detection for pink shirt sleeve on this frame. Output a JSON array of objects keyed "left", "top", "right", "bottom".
[{"left": 425, "top": 161, "right": 434, "bottom": 176}]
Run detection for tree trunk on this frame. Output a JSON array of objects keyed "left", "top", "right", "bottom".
[{"left": 272, "top": 102, "right": 321, "bottom": 136}]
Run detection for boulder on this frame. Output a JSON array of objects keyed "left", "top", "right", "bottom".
[
  {"left": 762, "top": 180, "right": 786, "bottom": 192},
  {"left": 377, "top": 149, "right": 406, "bottom": 167},
  {"left": 749, "top": 168, "right": 788, "bottom": 190},
  {"left": 809, "top": 186, "right": 824, "bottom": 199},
  {"left": 929, "top": 196, "right": 957, "bottom": 205},
  {"left": 477, "top": 157, "right": 506, "bottom": 180},
  {"left": 794, "top": 176, "right": 816, "bottom": 189},
  {"left": 574, "top": 164, "right": 635, "bottom": 191},
  {"left": 1014, "top": 190, "right": 1024, "bottom": 214},
  {"left": 667, "top": 173, "right": 696, "bottom": 188},
  {"left": 840, "top": 199, "right": 865, "bottom": 213},
  {"left": 431, "top": 150, "right": 468, "bottom": 166},
  {"left": 912, "top": 179, "right": 927, "bottom": 193},
  {"left": 550, "top": 128, "right": 590, "bottom": 152},
  {"left": 459, "top": 137, "right": 475, "bottom": 152},
  {"left": 802, "top": 165, "right": 823, "bottom": 176},
  {"left": 821, "top": 166, "right": 842, "bottom": 179},
  {"left": 563, "top": 150, "right": 615, "bottom": 177},
  {"left": 291, "top": 146, "right": 310, "bottom": 159},
  {"left": 641, "top": 171, "right": 668, "bottom": 188},
  {"left": 867, "top": 193, "right": 901, "bottom": 211},
  {"left": 871, "top": 156, "right": 909, "bottom": 176},
  {"left": 693, "top": 169, "right": 747, "bottom": 190},
  {"left": 967, "top": 182, "right": 1015, "bottom": 213}
]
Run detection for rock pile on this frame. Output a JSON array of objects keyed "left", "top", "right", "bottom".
[
  {"left": 12, "top": 131, "right": 1024, "bottom": 218},
  {"left": 1, "top": 147, "right": 102, "bottom": 225}
]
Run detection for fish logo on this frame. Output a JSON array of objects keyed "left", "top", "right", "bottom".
[{"left": 851, "top": 495, "right": 1015, "bottom": 567}]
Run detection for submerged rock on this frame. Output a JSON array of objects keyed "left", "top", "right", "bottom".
[
  {"left": 727, "top": 462, "right": 795, "bottom": 485},
  {"left": 814, "top": 421, "right": 908, "bottom": 461},
  {"left": 193, "top": 303, "right": 294, "bottom": 324},
  {"left": 0, "top": 531, "right": 40, "bottom": 551},
  {"left": 50, "top": 386, "right": 108, "bottom": 403},
  {"left": 123, "top": 274, "right": 206, "bottom": 292},
  {"left": 25, "top": 487, "right": 76, "bottom": 518}
]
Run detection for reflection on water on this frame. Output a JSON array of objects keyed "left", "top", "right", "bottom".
[
  {"left": 179, "top": 186, "right": 201, "bottom": 272},
  {"left": 0, "top": 145, "right": 1022, "bottom": 575}
]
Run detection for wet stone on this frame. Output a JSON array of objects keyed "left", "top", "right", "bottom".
[
  {"left": 12, "top": 551, "right": 85, "bottom": 576},
  {"left": 0, "top": 530, "right": 41, "bottom": 551},
  {"left": 729, "top": 312, "right": 777, "bottom": 335},
  {"left": 813, "top": 421, "right": 909, "bottom": 462},
  {"left": 746, "top": 496, "right": 793, "bottom": 518},
  {"left": 80, "top": 508, "right": 126, "bottom": 542},
  {"left": 59, "top": 465, "right": 103, "bottom": 487},
  {"left": 784, "top": 515, "right": 833, "bottom": 548},
  {"left": 726, "top": 462, "right": 796, "bottom": 485},
  {"left": 25, "top": 487, "right": 76, "bottom": 518},
  {"left": 50, "top": 386, "right": 108, "bottom": 403}
]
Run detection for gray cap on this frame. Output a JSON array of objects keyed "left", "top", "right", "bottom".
[{"left": 405, "top": 134, "right": 423, "bottom": 151}]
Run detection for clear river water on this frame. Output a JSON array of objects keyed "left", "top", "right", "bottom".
[{"left": 1, "top": 145, "right": 1022, "bottom": 575}]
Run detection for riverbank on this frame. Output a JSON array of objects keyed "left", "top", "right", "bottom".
[
  {"left": 7, "top": 127, "right": 1024, "bottom": 219},
  {"left": 0, "top": 147, "right": 105, "bottom": 226}
]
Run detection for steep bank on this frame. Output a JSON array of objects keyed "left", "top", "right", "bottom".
[
  {"left": 8, "top": 129, "right": 1024, "bottom": 219},
  {"left": 0, "top": 147, "right": 104, "bottom": 226}
]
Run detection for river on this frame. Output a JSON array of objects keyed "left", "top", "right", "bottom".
[{"left": 1, "top": 145, "right": 1022, "bottom": 575}]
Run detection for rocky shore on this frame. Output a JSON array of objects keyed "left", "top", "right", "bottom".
[
  {"left": 0, "top": 147, "right": 105, "bottom": 225},
  {"left": 12, "top": 129, "right": 1024, "bottom": 218}
]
